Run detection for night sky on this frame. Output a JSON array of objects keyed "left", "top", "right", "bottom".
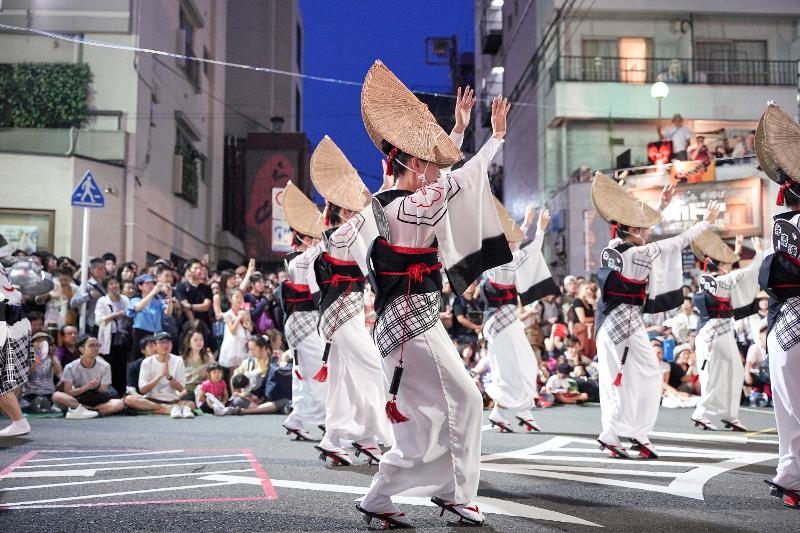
[{"left": 301, "top": 0, "right": 475, "bottom": 197}]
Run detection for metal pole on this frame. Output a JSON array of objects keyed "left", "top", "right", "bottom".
[
  {"left": 78, "top": 207, "right": 90, "bottom": 334},
  {"left": 657, "top": 97, "right": 662, "bottom": 122}
]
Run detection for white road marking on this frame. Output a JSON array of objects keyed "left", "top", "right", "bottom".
[
  {"left": 269, "top": 479, "right": 602, "bottom": 527},
  {"left": 739, "top": 407, "right": 774, "bottom": 415},
  {"left": 4, "top": 459, "right": 252, "bottom": 477},
  {"left": 28, "top": 450, "right": 185, "bottom": 462},
  {"left": 648, "top": 431, "right": 778, "bottom": 445},
  {"left": 15, "top": 453, "right": 246, "bottom": 469},
  {"left": 3, "top": 469, "right": 97, "bottom": 479},
  {"left": 0, "top": 469, "right": 255, "bottom": 492},
  {"left": 480, "top": 436, "right": 777, "bottom": 500},
  {"left": 200, "top": 474, "right": 262, "bottom": 485}
]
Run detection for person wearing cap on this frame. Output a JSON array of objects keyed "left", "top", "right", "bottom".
[
  {"left": 305, "top": 133, "right": 397, "bottom": 467},
  {"left": 480, "top": 204, "right": 560, "bottom": 433},
  {"left": 657, "top": 113, "right": 692, "bottom": 161},
  {"left": 52, "top": 335, "right": 124, "bottom": 419},
  {"left": 276, "top": 183, "right": 329, "bottom": 442},
  {"left": 592, "top": 173, "right": 719, "bottom": 460},
  {"left": 754, "top": 103, "right": 800, "bottom": 507},
  {"left": 21, "top": 331, "right": 62, "bottom": 413},
  {"left": 127, "top": 273, "right": 172, "bottom": 359},
  {"left": 123, "top": 331, "right": 194, "bottom": 418},
  {"left": 337, "top": 62, "right": 512, "bottom": 527},
  {"left": 0, "top": 241, "right": 33, "bottom": 437},
  {"left": 689, "top": 231, "right": 764, "bottom": 432},
  {"left": 69, "top": 257, "right": 107, "bottom": 335}
]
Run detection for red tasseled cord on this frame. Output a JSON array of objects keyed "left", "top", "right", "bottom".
[
  {"left": 611, "top": 223, "right": 619, "bottom": 239},
  {"left": 385, "top": 147, "right": 399, "bottom": 176},
  {"left": 294, "top": 368, "right": 303, "bottom": 381},
  {"left": 776, "top": 181, "right": 792, "bottom": 206},
  {"left": 612, "top": 372, "right": 622, "bottom": 387},
  {"left": 703, "top": 257, "right": 710, "bottom": 272},
  {"left": 385, "top": 396, "right": 409, "bottom": 424},
  {"left": 324, "top": 208, "right": 330, "bottom": 226},
  {"left": 313, "top": 363, "right": 328, "bottom": 383}
]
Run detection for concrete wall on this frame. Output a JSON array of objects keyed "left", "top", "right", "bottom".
[{"left": 0, "top": 153, "right": 125, "bottom": 260}]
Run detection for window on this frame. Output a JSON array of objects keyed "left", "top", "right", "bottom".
[
  {"left": 695, "top": 40, "right": 767, "bottom": 84},
  {"left": 295, "top": 87, "right": 302, "bottom": 132},
  {"left": 581, "top": 38, "right": 652, "bottom": 83},
  {"left": 618, "top": 38, "right": 649, "bottom": 83},
  {"left": 0, "top": 209, "right": 55, "bottom": 253},
  {"left": 175, "top": 119, "right": 202, "bottom": 205},
  {"left": 179, "top": 6, "right": 200, "bottom": 89},
  {"left": 296, "top": 23, "right": 303, "bottom": 73}
]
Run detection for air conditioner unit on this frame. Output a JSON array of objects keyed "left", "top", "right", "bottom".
[{"left": 173, "top": 152, "right": 184, "bottom": 195}]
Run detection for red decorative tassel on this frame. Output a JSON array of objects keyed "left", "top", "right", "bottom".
[
  {"left": 611, "top": 223, "right": 619, "bottom": 239},
  {"left": 777, "top": 181, "right": 792, "bottom": 206},
  {"left": 294, "top": 368, "right": 303, "bottom": 381},
  {"left": 703, "top": 257, "right": 710, "bottom": 272},
  {"left": 385, "top": 148, "right": 399, "bottom": 176},
  {"left": 324, "top": 208, "right": 330, "bottom": 226},
  {"left": 313, "top": 363, "right": 328, "bottom": 383},
  {"left": 385, "top": 396, "right": 409, "bottom": 424},
  {"left": 613, "top": 372, "right": 622, "bottom": 387}
]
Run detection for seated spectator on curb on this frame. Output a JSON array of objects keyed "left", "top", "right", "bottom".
[
  {"left": 181, "top": 328, "right": 215, "bottom": 399},
  {"left": 123, "top": 332, "right": 195, "bottom": 418},
  {"left": 126, "top": 335, "right": 156, "bottom": 396},
  {"left": 668, "top": 343, "right": 697, "bottom": 394},
  {"left": 564, "top": 336, "right": 592, "bottom": 367},
  {"left": 197, "top": 363, "right": 234, "bottom": 416},
  {"left": 232, "top": 335, "right": 271, "bottom": 394},
  {"left": 55, "top": 325, "right": 79, "bottom": 367},
  {"left": 52, "top": 335, "right": 124, "bottom": 419},
  {"left": 544, "top": 364, "right": 588, "bottom": 404},
  {"left": 21, "top": 332, "right": 62, "bottom": 414}
]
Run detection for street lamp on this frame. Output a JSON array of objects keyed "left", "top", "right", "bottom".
[{"left": 650, "top": 81, "right": 669, "bottom": 121}]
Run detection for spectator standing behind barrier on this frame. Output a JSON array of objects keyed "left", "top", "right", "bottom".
[
  {"left": 247, "top": 272, "right": 277, "bottom": 335},
  {"left": 657, "top": 113, "right": 692, "bottom": 161},
  {"left": 95, "top": 277, "right": 130, "bottom": 397},
  {"left": 218, "top": 289, "right": 251, "bottom": 376},
  {"left": 70, "top": 257, "right": 107, "bottom": 335},
  {"left": 176, "top": 259, "right": 214, "bottom": 343},
  {"left": 38, "top": 268, "right": 77, "bottom": 327},
  {"left": 127, "top": 274, "right": 172, "bottom": 359},
  {"left": 52, "top": 335, "right": 124, "bottom": 419}
]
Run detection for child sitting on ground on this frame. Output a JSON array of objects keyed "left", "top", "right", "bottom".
[
  {"left": 197, "top": 363, "right": 234, "bottom": 416},
  {"left": 21, "top": 332, "right": 63, "bottom": 414},
  {"left": 229, "top": 373, "right": 291, "bottom": 415},
  {"left": 544, "top": 363, "right": 589, "bottom": 404}
]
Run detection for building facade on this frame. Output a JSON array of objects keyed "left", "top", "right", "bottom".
[
  {"left": 475, "top": 0, "right": 800, "bottom": 277},
  {"left": 0, "top": 0, "right": 229, "bottom": 268}
]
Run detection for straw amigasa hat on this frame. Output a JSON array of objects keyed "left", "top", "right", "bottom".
[
  {"left": 690, "top": 229, "right": 739, "bottom": 268},
  {"left": 591, "top": 173, "right": 661, "bottom": 235},
  {"left": 310, "top": 135, "right": 371, "bottom": 212},
  {"left": 361, "top": 60, "right": 463, "bottom": 168},
  {"left": 755, "top": 102, "right": 800, "bottom": 206},
  {"left": 493, "top": 197, "right": 526, "bottom": 242},
  {"left": 281, "top": 181, "right": 328, "bottom": 239}
]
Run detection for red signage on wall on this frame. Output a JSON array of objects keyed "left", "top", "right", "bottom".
[{"left": 647, "top": 141, "right": 672, "bottom": 165}]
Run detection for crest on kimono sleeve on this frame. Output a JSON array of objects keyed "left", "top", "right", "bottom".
[
  {"left": 372, "top": 197, "right": 391, "bottom": 241},
  {"left": 773, "top": 219, "right": 800, "bottom": 259},
  {"left": 600, "top": 247, "right": 624, "bottom": 273},
  {"left": 697, "top": 274, "right": 717, "bottom": 293}
]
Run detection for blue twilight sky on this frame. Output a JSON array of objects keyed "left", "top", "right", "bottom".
[{"left": 301, "top": 0, "right": 475, "bottom": 196}]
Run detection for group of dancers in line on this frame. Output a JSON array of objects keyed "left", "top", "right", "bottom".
[{"left": 1, "top": 61, "right": 798, "bottom": 525}]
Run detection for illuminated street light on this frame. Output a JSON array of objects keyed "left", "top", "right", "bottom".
[{"left": 650, "top": 81, "right": 669, "bottom": 121}]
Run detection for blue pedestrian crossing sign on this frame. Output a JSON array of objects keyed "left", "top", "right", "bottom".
[{"left": 71, "top": 171, "right": 105, "bottom": 208}]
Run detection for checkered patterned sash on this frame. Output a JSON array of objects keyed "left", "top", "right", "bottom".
[{"left": 774, "top": 296, "right": 800, "bottom": 352}]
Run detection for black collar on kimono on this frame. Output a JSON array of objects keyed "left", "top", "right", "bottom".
[
  {"left": 374, "top": 189, "right": 412, "bottom": 207},
  {"left": 774, "top": 209, "right": 800, "bottom": 221}
]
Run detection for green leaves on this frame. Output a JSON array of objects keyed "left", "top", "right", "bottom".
[{"left": 0, "top": 63, "right": 91, "bottom": 128}]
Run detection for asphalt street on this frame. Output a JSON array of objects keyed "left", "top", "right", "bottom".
[{"left": 0, "top": 404, "right": 793, "bottom": 532}]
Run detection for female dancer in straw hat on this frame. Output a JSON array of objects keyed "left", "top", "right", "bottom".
[
  {"left": 481, "top": 202, "right": 560, "bottom": 433},
  {"left": 591, "top": 173, "right": 719, "bottom": 459},
  {"left": 755, "top": 103, "right": 800, "bottom": 508},
  {"left": 690, "top": 230, "right": 764, "bottom": 432},
  {"left": 329, "top": 61, "right": 511, "bottom": 527},
  {"left": 305, "top": 135, "right": 393, "bottom": 467},
  {"left": 277, "top": 182, "right": 329, "bottom": 442}
]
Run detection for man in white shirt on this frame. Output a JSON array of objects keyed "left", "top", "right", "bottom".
[
  {"left": 668, "top": 297, "right": 698, "bottom": 344},
  {"left": 658, "top": 113, "right": 692, "bottom": 161},
  {"left": 123, "top": 331, "right": 195, "bottom": 418}
]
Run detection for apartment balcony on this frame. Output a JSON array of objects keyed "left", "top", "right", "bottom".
[
  {"left": 0, "top": 127, "right": 127, "bottom": 164},
  {"left": 555, "top": 56, "right": 797, "bottom": 86},
  {"left": 480, "top": 5, "right": 503, "bottom": 55}
]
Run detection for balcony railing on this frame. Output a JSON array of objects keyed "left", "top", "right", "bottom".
[
  {"left": 554, "top": 56, "right": 797, "bottom": 86},
  {"left": 481, "top": 5, "right": 503, "bottom": 54}
]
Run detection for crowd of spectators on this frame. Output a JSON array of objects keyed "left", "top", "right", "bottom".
[{"left": 9, "top": 246, "right": 772, "bottom": 422}]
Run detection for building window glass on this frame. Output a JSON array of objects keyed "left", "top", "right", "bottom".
[
  {"left": 295, "top": 88, "right": 302, "bottom": 132},
  {"left": 175, "top": 124, "right": 202, "bottom": 205},
  {"left": 296, "top": 23, "right": 303, "bottom": 73},
  {"left": 179, "top": 7, "right": 200, "bottom": 89},
  {"left": 695, "top": 40, "right": 767, "bottom": 84},
  {"left": 619, "top": 37, "right": 649, "bottom": 83}
]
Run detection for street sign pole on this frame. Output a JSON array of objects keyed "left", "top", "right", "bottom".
[{"left": 78, "top": 207, "right": 90, "bottom": 334}]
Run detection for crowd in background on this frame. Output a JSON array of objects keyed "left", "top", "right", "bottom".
[{"left": 8, "top": 246, "right": 771, "bottom": 421}]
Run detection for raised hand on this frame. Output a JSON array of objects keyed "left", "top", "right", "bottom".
[
  {"left": 659, "top": 182, "right": 677, "bottom": 210},
  {"left": 751, "top": 236, "right": 764, "bottom": 253},
  {"left": 523, "top": 205, "right": 536, "bottom": 229},
  {"left": 538, "top": 209, "right": 551, "bottom": 232},
  {"left": 703, "top": 200, "right": 720, "bottom": 224},
  {"left": 734, "top": 234, "right": 744, "bottom": 256},
  {"left": 491, "top": 95, "right": 510, "bottom": 140},
  {"left": 454, "top": 86, "right": 477, "bottom": 134}
]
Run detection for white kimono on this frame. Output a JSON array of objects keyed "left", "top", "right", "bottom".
[
  {"left": 281, "top": 244, "right": 328, "bottom": 430},
  {"left": 481, "top": 228, "right": 559, "bottom": 417},
  {"left": 760, "top": 210, "right": 800, "bottom": 490},
  {"left": 338, "top": 136, "right": 510, "bottom": 506},
  {"left": 308, "top": 233, "right": 394, "bottom": 451},
  {"left": 0, "top": 259, "right": 31, "bottom": 396},
  {"left": 692, "top": 252, "right": 763, "bottom": 423},
  {"left": 596, "top": 221, "right": 709, "bottom": 443}
]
